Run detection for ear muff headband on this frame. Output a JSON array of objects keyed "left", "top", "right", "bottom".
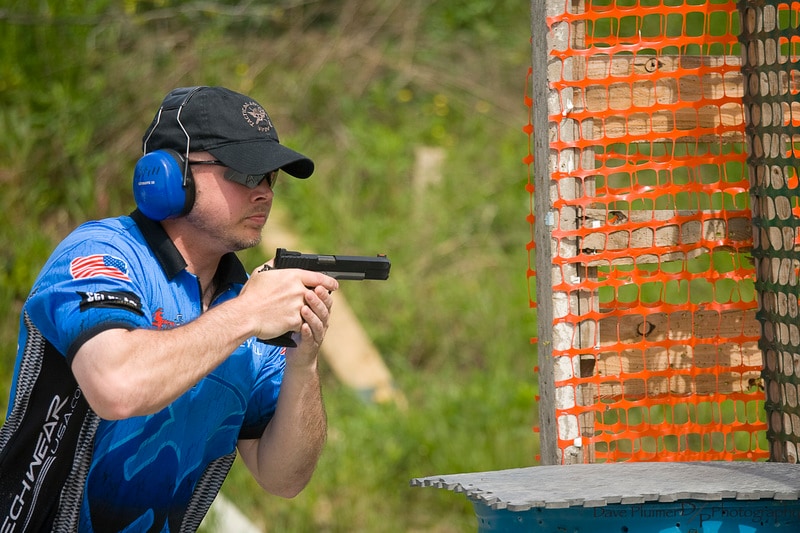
[{"left": 133, "top": 86, "right": 205, "bottom": 220}]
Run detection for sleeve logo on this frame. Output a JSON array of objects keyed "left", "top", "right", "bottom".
[
  {"left": 69, "top": 254, "right": 131, "bottom": 281},
  {"left": 78, "top": 291, "right": 144, "bottom": 315}
]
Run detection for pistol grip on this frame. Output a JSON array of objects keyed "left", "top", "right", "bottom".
[{"left": 259, "top": 332, "right": 297, "bottom": 348}]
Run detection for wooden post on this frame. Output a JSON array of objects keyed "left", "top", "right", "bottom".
[
  {"left": 532, "top": 0, "right": 598, "bottom": 466},
  {"left": 531, "top": 0, "right": 560, "bottom": 466}
]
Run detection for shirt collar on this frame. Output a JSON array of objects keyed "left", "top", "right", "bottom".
[{"left": 130, "top": 210, "right": 248, "bottom": 289}]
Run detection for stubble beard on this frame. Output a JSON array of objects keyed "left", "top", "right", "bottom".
[
  {"left": 184, "top": 210, "right": 264, "bottom": 252},
  {"left": 230, "top": 234, "right": 262, "bottom": 252}
]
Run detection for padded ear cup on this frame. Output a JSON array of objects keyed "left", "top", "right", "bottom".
[{"left": 133, "top": 149, "right": 195, "bottom": 220}]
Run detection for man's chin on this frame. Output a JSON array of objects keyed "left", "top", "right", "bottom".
[{"left": 235, "top": 235, "right": 263, "bottom": 251}]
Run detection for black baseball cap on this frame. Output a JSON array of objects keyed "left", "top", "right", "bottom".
[{"left": 142, "top": 86, "right": 314, "bottom": 179}]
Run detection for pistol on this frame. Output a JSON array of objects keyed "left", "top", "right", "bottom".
[
  {"left": 273, "top": 248, "right": 391, "bottom": 280},
  {"left": 262, "top": 248, "right": 391, "bottom": 347}
]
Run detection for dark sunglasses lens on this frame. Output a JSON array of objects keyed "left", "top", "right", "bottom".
[{"left": 223, "top": 169, "right": 276, "bottom": 188}]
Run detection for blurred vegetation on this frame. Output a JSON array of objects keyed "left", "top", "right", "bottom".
[{"left": 0, "top": 0, "right": 536, "bottom": 531}]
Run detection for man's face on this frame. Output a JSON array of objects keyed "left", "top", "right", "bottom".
[{"left": 183, "top": 152, "right": 276, "bottom": 253}]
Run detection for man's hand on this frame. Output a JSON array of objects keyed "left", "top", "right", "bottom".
[
  {"left": 239, "top": 266, "right": 338, "bottom": 345},
  {"left": 289, "top": 284, "right": 335, "bottom": 365}
]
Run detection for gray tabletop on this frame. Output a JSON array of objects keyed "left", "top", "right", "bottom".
[{"left": 411, "top": 462, "right": 800, "bottom": 511}]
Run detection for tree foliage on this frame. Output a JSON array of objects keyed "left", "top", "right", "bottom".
[{"left": 0, "top": 1, "right": 536, "bottom": 530}]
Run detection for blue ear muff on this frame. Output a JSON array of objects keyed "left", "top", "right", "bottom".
[{"left": 133, "top": 149, "right": 195, "bottom": 221}]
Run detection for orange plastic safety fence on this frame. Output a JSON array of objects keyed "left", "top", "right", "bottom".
[{"left": 527, "top": 0, "right": 770, "bottom": 464}]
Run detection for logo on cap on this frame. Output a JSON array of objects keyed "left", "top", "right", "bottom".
[{"left": 242, "top": 102, "right": 273, "bottom": 134}]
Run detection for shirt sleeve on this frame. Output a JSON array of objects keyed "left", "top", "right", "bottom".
[
  {"left": 238, "top": 344, "right": 286, "bottom": 440},
  {"left": 23, "top": 226, "right": 153, "bottom": 364}
]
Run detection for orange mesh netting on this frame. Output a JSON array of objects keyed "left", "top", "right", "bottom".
[{"left": 527, "top": 0, "right": 769, "bottom": 463}]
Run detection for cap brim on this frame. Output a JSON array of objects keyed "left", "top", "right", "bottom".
[{"left": 209, "top": 139, "right": 314, "bottom": 179}]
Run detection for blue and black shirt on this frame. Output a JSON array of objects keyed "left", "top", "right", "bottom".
[{"left": 0, "top": 210, "right": 285, "bottom": 532}]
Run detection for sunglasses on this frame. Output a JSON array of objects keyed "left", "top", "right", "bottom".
[{"left": 189, "top": 160, "right": 278, "bottom": 189}]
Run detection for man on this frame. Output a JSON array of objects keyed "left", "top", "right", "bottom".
[{"left": 0, "top": 86, "right": 338, "bottom": 531}]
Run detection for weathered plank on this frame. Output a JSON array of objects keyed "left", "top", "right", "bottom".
[
  {"left": 593, "top": 308, "right": 762, "bottom": 397},
  {"left": 557, "top": 54, "right": 794, "bottom": 141},
  {"left": 579, "top": 208, "right": 752, "bottom": 265}
]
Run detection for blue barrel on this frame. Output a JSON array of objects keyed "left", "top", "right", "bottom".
[{"left": 473, "top": 499, "right": 800, "bottom": 532}]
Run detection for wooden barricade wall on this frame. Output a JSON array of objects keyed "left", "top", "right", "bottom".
[{"left": 528, "top": 0, "right": 770, "bottom": 465}]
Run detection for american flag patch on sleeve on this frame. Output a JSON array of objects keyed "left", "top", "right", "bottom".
[{"left": 69, "top": 254, "right": 131, "bottom": 281}]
